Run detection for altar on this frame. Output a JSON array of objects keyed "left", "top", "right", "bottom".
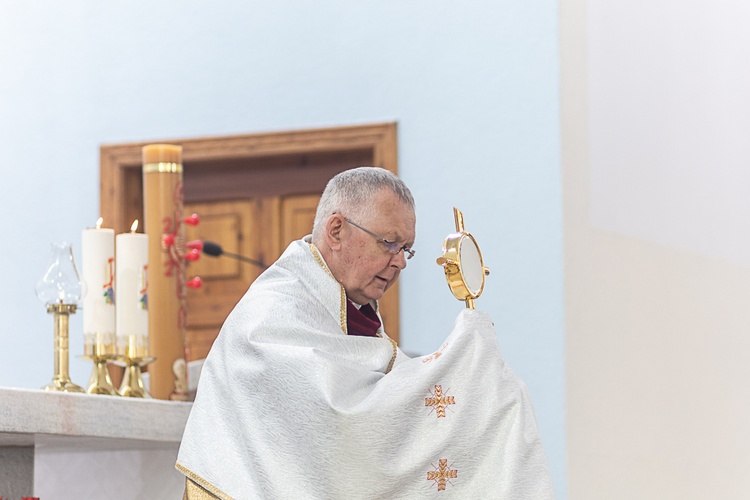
[{"left": 0, "top": 387, "right": 191, "bottom": 499}]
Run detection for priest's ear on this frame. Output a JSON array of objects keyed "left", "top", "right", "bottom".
[{"left": 324, "top": 214, "right": 346, "bottom": 251}]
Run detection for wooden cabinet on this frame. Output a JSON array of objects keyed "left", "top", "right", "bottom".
[{"left": 101, "top": 123, "right": 401, "bottom": 366}]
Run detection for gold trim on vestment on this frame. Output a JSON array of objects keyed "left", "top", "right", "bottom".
[
  {"left": 380, "top": 333, "right": 398, "bottom": 374},
  {"left": 308, "top": 243, "right": 399, "bottom": 373},
  {"left": 308, "top": 243, "right": 347, "bottom": 333},
  {"left": 176, "top": 462, "right": 233, "bottom": 500},
  {"left": 143, "top": 162, "right": 183, "bottom": 173}
]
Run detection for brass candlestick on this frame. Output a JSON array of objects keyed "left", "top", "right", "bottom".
[
  {"left": 36, "top": 242, "right": 86, "bottom": 392},
  {"left": 119, "top": 356, "right": 155, "bottom": 398},
  {"left": 81, "top": 340, "right": 118, "bottom": 395},
  {"left": 43, "top": 303, "right": 85, "bottom": 393},
  {"left": 117, "top": 334, "right": 154, "bottom": 398}
]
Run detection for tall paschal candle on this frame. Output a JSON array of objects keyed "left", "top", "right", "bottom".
[{"left": 142, "top": 143, "right": 187, "bottom": 400}]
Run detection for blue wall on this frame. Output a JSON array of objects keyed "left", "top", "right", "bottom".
[{"left": 0, "top": 1, "right": 565, "bottom": 496}]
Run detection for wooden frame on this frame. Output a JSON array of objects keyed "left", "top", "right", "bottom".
[
  {"left": 100, "top": 122, "right": 398, "bottom": 233},
  {"left": 99, "top": 122, "right": 401, "bottom": 340}
]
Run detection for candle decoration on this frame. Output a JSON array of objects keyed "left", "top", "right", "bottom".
[
  {"left": 186, "top": 276, "right": 203, "bottom": 289},
  {"left": 81, "top": 217, "right": 118, "bottom": 395}
]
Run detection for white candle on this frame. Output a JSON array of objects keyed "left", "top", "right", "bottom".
[
  {"left": 82, "top": 221, "right": 116, "bottom": 354},
  {"left": 116, "top": 222, "right": 149, "bottom": 358}
]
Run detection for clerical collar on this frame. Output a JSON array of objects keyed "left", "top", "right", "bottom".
[{"left": 346, "top": 299, "right": 381, "bottom": 337}]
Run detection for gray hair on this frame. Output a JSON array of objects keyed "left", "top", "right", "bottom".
[{"left": 311, "top": 167, "right": 415, "bottom": 241}]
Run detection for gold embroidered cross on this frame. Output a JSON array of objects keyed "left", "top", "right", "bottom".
[
  {"left": 425, "top": 385, "right": 455, "bottom": 418},
  {"left": 422, "top": 342, "right": 448, "bottom": 363},
  {"left": 427, "top": 459, "right": 458, "bottom": 491}
]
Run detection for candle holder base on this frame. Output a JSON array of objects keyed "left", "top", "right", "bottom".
[
  {"left": 81, "top": 354, "right": 119, "bottom": 395},
  {"left": 117, "top": 356, "right": 155, "bottom": 398},
  {"left": 43, "top": 378, "right": 85, "bottom": 393}
]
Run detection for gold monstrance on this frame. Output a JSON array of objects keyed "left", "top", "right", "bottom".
[{"left": 436, "top": 208, "right": 490, "bottom": 309}]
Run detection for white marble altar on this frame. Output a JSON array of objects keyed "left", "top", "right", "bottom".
[{"left": 0, "top": 387, "right": 191, "bottom": 499}]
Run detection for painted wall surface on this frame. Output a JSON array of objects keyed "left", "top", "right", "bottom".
[
  {"left": 0, "top": 1, "right": 565, "bottom": 496},
  {"left": 564, "top": 0, "right": 750, "bottom": 497}
]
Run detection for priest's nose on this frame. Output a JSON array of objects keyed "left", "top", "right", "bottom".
[{"left": 391, "top": 249, "right": 408, "bottom": 269}]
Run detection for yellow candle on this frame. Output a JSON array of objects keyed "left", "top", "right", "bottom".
[
  {"left": 142, "top": 144, "right": 182, "bottom": 169},
  {"left": 142, "top": 144, "right": 188, "bottom": 399}
]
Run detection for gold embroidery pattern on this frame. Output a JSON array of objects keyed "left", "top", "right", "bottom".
[
  {"left": 427, "top": 459, "right": 458, "bottom": 491},
  {"left": 425, "top": 385, "right": 455, "bottom": 418},
  {"left": 422, "top": 342, "right": 448, "bottom": 364},
  {"left": 184, "top": 477, "right": 223, "bottom": 500},
  {"left": 176, "top": 462, "right": 234, "bottom": 500},
  {"left": 308, "top": 243, "right": 347, "bottom": 332},
  {"left": 309, "top": 243, "right": 399, "bottom": 372},
  {"left": 377, "top": 330, "right": 398, "bottom": 374}
]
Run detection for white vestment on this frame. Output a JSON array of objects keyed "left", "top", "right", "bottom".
[{"left": 177, "top": 238, "right": 554, "bottom": 499}]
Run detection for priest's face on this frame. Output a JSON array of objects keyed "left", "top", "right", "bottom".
[{"left": 332, "top": 189, "right": 416, "bottom": 306}]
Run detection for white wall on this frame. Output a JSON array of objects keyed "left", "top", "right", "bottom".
[
  {"left": 563, "top": 0, "right": 750, "bottom": 497},
  {"left": 0, "top": 1, "right": 565, "bottom": 496}
]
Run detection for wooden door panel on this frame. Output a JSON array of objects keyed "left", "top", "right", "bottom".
[
  {"left": 187, "top": 211, "right": 243, "bottom": 280},
  {"left": 184, "top": 200, "right": 263, "bottom": 359},
  {"left": 281, "top": 194, "right": 319, "bottom": 244},
  {"left": 256, "top": 197, "right": 283, "bottom": 264},
  {"left": 186, "top": 325, "right": 220, "bottom": 361}
]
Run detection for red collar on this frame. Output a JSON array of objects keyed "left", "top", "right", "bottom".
[{"left": 346, "top": 300, "right": 381, "bottom": 337}]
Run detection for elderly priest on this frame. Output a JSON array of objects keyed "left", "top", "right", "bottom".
[{"left": 177, "top": 167, "right": 553, "bottom": 499}]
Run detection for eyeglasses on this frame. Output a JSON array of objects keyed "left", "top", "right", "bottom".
[{"left": 343, "top": 217, "right": 415, "bottom": 260}]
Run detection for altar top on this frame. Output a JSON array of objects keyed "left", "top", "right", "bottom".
[{"left": 0, "top": 387, "right": 191, "bottom": 451}]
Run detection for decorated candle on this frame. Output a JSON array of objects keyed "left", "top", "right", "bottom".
[
  {"left": 115, "top": 220, "right": 149, "bottom": 358},
  {"left": 142, "top": 143, "right": 188, "bottom": 399},
  {"left": 82, "top": 218, "right": 116, "bottom": 355}
]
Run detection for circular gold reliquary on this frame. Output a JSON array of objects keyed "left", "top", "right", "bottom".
[{"left": 436, "top": 208, "right": 490, "bottom": 309}]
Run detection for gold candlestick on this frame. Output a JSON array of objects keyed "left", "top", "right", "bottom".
[
  {"left": 82, "top": 341, "right": 118, "bottom": 395},
  {"left": 118, "top": 356, "right": 155, "bottom": 398},
  {"left": 116, "top": 334, "right": 154, "bottom": 398},
  {"left": 43, "top": 303, "right": 85, "bottom": 393},
  {"left": 36, "top": 241, "right": 86, "bottom": 392}
]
